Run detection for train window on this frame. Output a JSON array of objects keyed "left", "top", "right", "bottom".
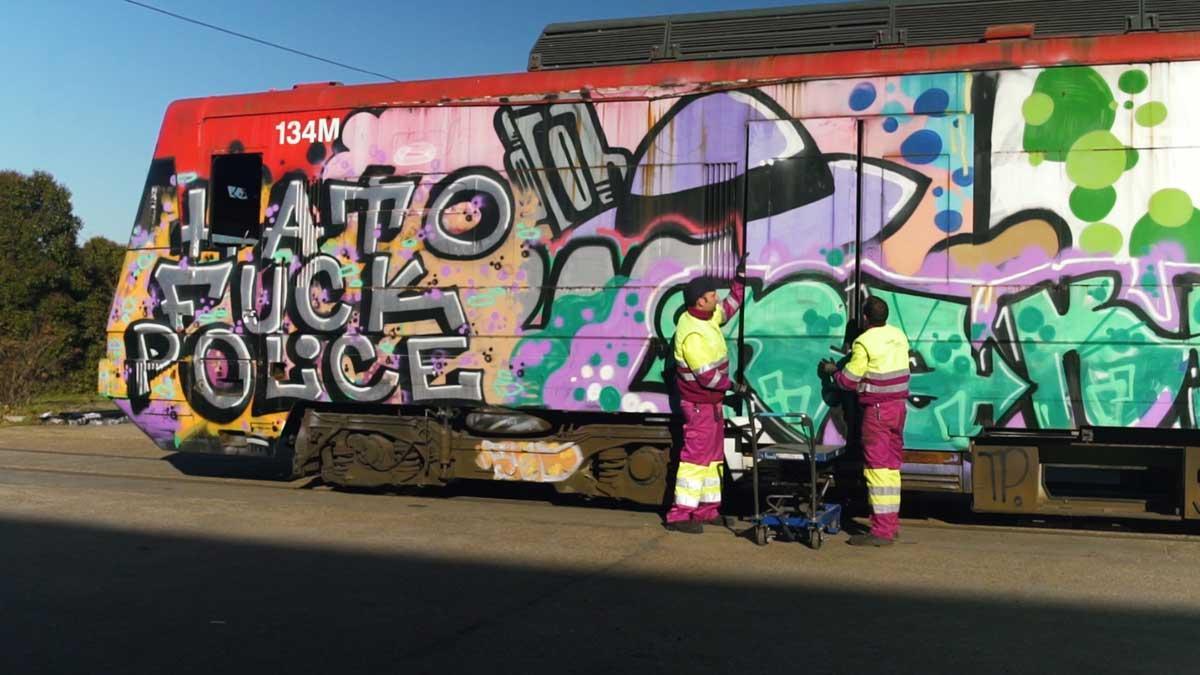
[{"left": 209, "top": 153, "right": 263, "bottom": 244}]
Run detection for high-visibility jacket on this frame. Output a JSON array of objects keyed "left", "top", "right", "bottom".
[
  {"left": 674, "top": 281, "right": 744, "bottom": 404},
  {"left": 834, "top": 323, "right": 911, "bottom": 404}
]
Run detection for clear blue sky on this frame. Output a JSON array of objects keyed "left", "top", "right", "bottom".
[{"left": 2, "top": 0, "right": 832, "bottom": 244}]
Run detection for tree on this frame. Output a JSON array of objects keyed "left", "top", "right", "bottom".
[
  {"left": 72, "top": 237, "right": 127, "bottom": 392},
  {"left": 0, "top": 171, "right": 126, "bottom": 404},
  {"left": 0, "top": 171, "right": 83, "bottom": 404},
  {"left": 0, "top": 325, "right": 65, "bottom": 413},
  {"left": 0, "top": 171, "right": 82, "bottom": 340}
]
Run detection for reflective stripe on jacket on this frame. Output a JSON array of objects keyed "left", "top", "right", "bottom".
[
  {"left": 674, "top": 280, "right": 743, "bottom": 404},
  {"left": 834, "top": 323, "right": 911, "bottom": 404}
]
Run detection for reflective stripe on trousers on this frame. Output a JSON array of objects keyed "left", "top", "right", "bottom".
[
  {"left": 864, "top": 468, "right": 901, "bottom": 514},
  {"left": 671, "top": 460, "right": 723, "bottom": 507}
]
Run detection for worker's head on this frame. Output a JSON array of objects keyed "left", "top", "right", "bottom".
[
  {"left": 863, "top": 296, "right": 889, "bottom": 327},
  {"left": 684, "top": 276, "right": 719, "bottom": 312}
]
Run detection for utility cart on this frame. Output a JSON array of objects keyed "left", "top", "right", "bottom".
[{"left": 745, "top": 395, "right": 844, "bottom": 549}]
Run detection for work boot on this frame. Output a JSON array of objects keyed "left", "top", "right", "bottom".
[
  {"left": 700, "top": 515, "right": 728, "bottom": 527},
  {"left": 847, "top": 533, "right": 894, "bottom": 547},
  {"left": 664, "top": 521, "right": 704, "bottom": 534}
]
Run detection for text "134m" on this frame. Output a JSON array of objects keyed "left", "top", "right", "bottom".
[{"left": 275, "top": 117, "right": 341, "bottom": 145}]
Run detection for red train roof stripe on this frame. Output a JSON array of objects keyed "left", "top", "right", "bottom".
[{"left": 177, "top": 31, "right": 1200, "bottom": 119}]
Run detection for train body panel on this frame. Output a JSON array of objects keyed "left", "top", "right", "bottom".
[{"left": 100, "top": 28, "right": 1200, "bottom": 509}]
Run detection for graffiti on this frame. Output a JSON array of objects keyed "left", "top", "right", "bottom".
[
  {"left": 123, "top": 170, "right": 495, "bottom": 424},
  {"left": 102, "top": 58, "right": 1200, "bottom": 470},
  {"left": 496, "top": 103, "right": 631, "bottom": 236},
  {"left": 475, "top": 439, "right": 584, "bottom": 482},
  {"left": 1002, "top": 275, "right": 1195, "bottom": 430},
  {"left": 973, "top": 445, "right": 1035, "bottom": 510}
]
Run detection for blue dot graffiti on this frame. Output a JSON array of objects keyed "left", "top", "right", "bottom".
[
  {"left": 901, "top": 130, "right": 943, "bottom": 164},
  {"left": 914, "top": 88, "right": 950, "bottom": 116},
  {"left": 849, "top": 82, "right": 877, "bottom": 111},
  {"left": 934, "top": 209, "right": 964, "bottom": 233}
]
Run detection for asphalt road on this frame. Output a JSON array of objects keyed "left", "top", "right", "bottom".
[{"left": 1, "top": 425, "right": 1198, "bottom": 674}]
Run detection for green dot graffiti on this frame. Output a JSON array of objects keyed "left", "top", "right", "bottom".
[
  {"left": 1065, "top": 130, "right": 1126, "bottom": 190},
  {"left": 1130, "top": 191, "right": 1200, "bottom": 262},
  {"left": 1118, "top": 69, "right": 1149, "bottom": 95},
  {"left": 1022, "top": 92, "right": 1055, "bottom": 126},
  {"left": 1020, "top": 66, "right": 1173, "bottom": 261},
  {"left": 599, "top": 386, "right": 622, "bottom": 412},
  {"left": 1135, "top": 102, "right": 1168, "bottom": 127},
  {"left": 1069, "top": 187, "right": 1117, "bottom": 222},
  {"left": 1079, "top": 222, "right": 1123, "bottom": 254},
  {"left": 1148, "top": 188, "right": 1193, "bottom": 228},
  {"left": 1022, "top": 67, "right": 1118, "bottom": 164}
]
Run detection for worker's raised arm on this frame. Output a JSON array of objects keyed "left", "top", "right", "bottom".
[
  {"left": 834, "top": 339, "right": 869, "bottom": 391},
  {"left": 681, "top": 333, "right": 731, "bottom": 391},
  {"left": 716, "top": 266, "right": 747, "bottom": 325}
]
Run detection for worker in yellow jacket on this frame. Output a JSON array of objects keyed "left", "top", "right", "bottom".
[
  {"left": 665, "top": 265, "right": 746, "bottom": 534},
  {"left": 821, "top": 296, "right": 910, "bottom": 546}
]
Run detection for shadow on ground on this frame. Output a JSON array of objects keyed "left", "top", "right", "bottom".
[
  {"left": 1, "top": 516, "right": 1195, "bottom": 674},
  {"left": 162, "top": 452, "right": 1200, "bottom": 537},
  {"left": 163, "top": 453, "right": 296, "bottom": 482}
]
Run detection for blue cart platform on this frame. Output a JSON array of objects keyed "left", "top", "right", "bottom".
[{"left": 745, "top": 394, "right": 844, "bottom": 549}]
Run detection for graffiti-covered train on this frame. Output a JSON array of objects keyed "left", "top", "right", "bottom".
[{"left": 101, "top": 0, "right": 1200, "bottom": 520}]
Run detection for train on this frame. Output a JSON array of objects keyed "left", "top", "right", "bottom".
[{"left": 102, "top": 0, "right": 1200, "bottom": 521}]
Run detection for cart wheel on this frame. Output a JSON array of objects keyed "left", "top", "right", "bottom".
[
  {"left": 754, "top": 525, "right": 769, "bottom": 547},
  {"left": 810, "top": 528, "right": 823, "bottom": 550}
]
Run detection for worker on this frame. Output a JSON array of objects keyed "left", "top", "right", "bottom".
[
  {"left": 665, "top": 264, "right": 747, "bottom": 534},
  {"left": 820, "top": 296, "right": 910, "bottom": 546}
]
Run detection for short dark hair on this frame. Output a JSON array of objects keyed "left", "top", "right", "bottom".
[{"left": 863, "top": 297, "right": 889, "bottom": 326}]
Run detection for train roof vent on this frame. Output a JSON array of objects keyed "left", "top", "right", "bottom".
[
  {"left": 529, "top": 0, "right": 1200, "bottom": 71},
  {"left": 528, "top": 18, "right": 668, "bottom": 70},
  {"left": 667, "top": 5, "right": 890, "bottom": 60},
  {"left": 895, "top": 0, "right": 1141, "bottom": 45},
  {"left": 1146, "top": 0, "right": 1200, "bottom": 31}
]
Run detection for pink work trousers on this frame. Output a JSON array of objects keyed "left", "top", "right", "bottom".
[
  {"left": 862, "top": 399, "right": 907, "bottom": 540},
  {"left": 666, "top": 401, "right": 724, "bottom": 523}
]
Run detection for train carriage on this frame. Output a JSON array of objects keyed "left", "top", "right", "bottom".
[{"left": 101, "top": 0, "right": 1200, "bottom": 520}]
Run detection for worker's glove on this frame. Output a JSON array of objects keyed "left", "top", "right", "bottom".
[
  {"left": 734, "top": 255, "right": 748, "bottom": 284},
  {"left": 733, "top": 382, "right": 751, "bottom": 396},
  {"left": 818, "top": 359, "right": 838, "bottom": 377}
]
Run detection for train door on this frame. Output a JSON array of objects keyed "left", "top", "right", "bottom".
[
  {"left": 740, "top": 106, "right": 966, "bottom": 437},
  {"left": 193, "top": 145, "right": 269, "bottom": 444},
  {"left": 740, "top": 116, "right": 858, "bottom": 442},
  {"left": 222, "top": 150, "right": 321, "bottom": 446},
  {"left": 860, "top": 113, "right": 972, "bottom": 456}
]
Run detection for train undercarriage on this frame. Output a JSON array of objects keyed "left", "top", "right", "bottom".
[
  {"left": 281, "top": 406, "right": 1200, "bottom": 523},
  {"left": 293, "top": 408, "right": 676, "bottom": 506}
]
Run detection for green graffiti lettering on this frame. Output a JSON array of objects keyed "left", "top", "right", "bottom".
[
  {"left": 873, "top": 288, "right": 1029, "bottom": 451},
  {"left": 509, "top": 278, "right": 628, "bottom": 405},
  {"left": 1005, "top": 276, "right": 1190, "bottom": 429}
]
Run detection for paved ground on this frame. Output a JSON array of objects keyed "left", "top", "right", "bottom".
[{"left": 1, "top": 425, "right": 1198, "bottom": 674}]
